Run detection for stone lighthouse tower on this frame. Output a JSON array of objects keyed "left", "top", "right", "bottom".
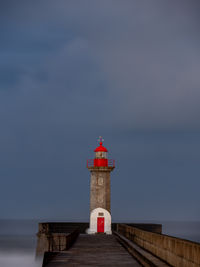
[{"left": 87, "top": 137, "right": 115, "bottom": 234}]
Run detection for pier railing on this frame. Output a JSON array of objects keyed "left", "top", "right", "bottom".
[
  {"left": 117, "top": 223, "right": 200, "bottom": 267},
  {"left": 87, "top": 159, "right": 115, "bottom": 168}
]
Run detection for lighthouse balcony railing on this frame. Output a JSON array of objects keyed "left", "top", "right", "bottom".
[{"left": 87, "top": 159, "right": 115, "bottom": 168}]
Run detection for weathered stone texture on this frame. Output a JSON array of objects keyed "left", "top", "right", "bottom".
[
  {"left": 36, "top": 223, "right": 79, "bottom": 257},
  {"left": 117, "top": 224, "right": 200, "bottom": 267},
  {"left": 90, "top": 170, "right": 111, "bottom": 212}
]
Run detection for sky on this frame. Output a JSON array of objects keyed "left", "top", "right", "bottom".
[{"left": 0, "top": 0, "right": 200, "bottom": 221}]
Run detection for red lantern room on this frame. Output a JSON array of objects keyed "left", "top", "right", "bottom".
[
  {"left": 87, "top": 137, "right": 115, "bottom": 168},
  {"left": 94, "top": 138, "right": 108, "bottom": 167}
]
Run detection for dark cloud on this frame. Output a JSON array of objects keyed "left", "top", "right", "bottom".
[{"left": 0, "top": 1, "right": 200, "bottom": 221}]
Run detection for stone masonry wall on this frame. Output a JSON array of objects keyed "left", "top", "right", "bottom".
[
  {"left": 117, "top": 224, "right": 200, "bottom": 267},
  {"left": 90, "top": 170, "right": 111, "bottom": 212}
]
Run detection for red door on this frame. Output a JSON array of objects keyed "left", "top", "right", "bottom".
[{"left": 97, "top": 217, "right": 104, "bottom": 233}]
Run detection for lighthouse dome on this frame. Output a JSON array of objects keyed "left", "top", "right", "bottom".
[{"left": 94, "top": 141, "right": 108, "bottom": 152}]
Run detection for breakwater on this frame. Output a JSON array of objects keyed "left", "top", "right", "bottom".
[{"left": 117, "top": 223, "right": 200, "bottom": 267}]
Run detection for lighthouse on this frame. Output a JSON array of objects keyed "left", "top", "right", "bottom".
[{"left": 87, "top": 137, "right": 115, "bottom": 234}]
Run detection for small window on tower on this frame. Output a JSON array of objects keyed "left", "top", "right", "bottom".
[
  {"left": 98, "top": 177, "right": 103, "bottom": 185},
  {"left": 102, "top": 152, "right": 107, "bottom": 158},
  {"left": 98, "top": 212, "right": 104, "bottom": 216}
]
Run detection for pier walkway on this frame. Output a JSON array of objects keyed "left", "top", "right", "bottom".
[{"left": 43, "top": 234, "right": 141, "bottom": 266}]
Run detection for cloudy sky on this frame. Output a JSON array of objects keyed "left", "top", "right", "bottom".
[{"left": 0, "top": 0, "right": 200, "bottom": 221}]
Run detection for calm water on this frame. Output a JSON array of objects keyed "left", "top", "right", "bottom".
[{"left": 0, "top": 220, "right": 199, "bottom": 267}]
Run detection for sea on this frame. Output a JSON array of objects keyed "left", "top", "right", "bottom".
[{"left": 0, "top": 220, "right": 199, "bottom": 267}]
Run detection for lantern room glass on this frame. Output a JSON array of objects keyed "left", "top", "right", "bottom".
[{"left": 95, "top": 151, "right": 107, "bottom": 159}]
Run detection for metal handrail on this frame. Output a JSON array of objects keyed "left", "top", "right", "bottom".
[{"left": 87, "top": 159, "right": 115, "bottom": 168}]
